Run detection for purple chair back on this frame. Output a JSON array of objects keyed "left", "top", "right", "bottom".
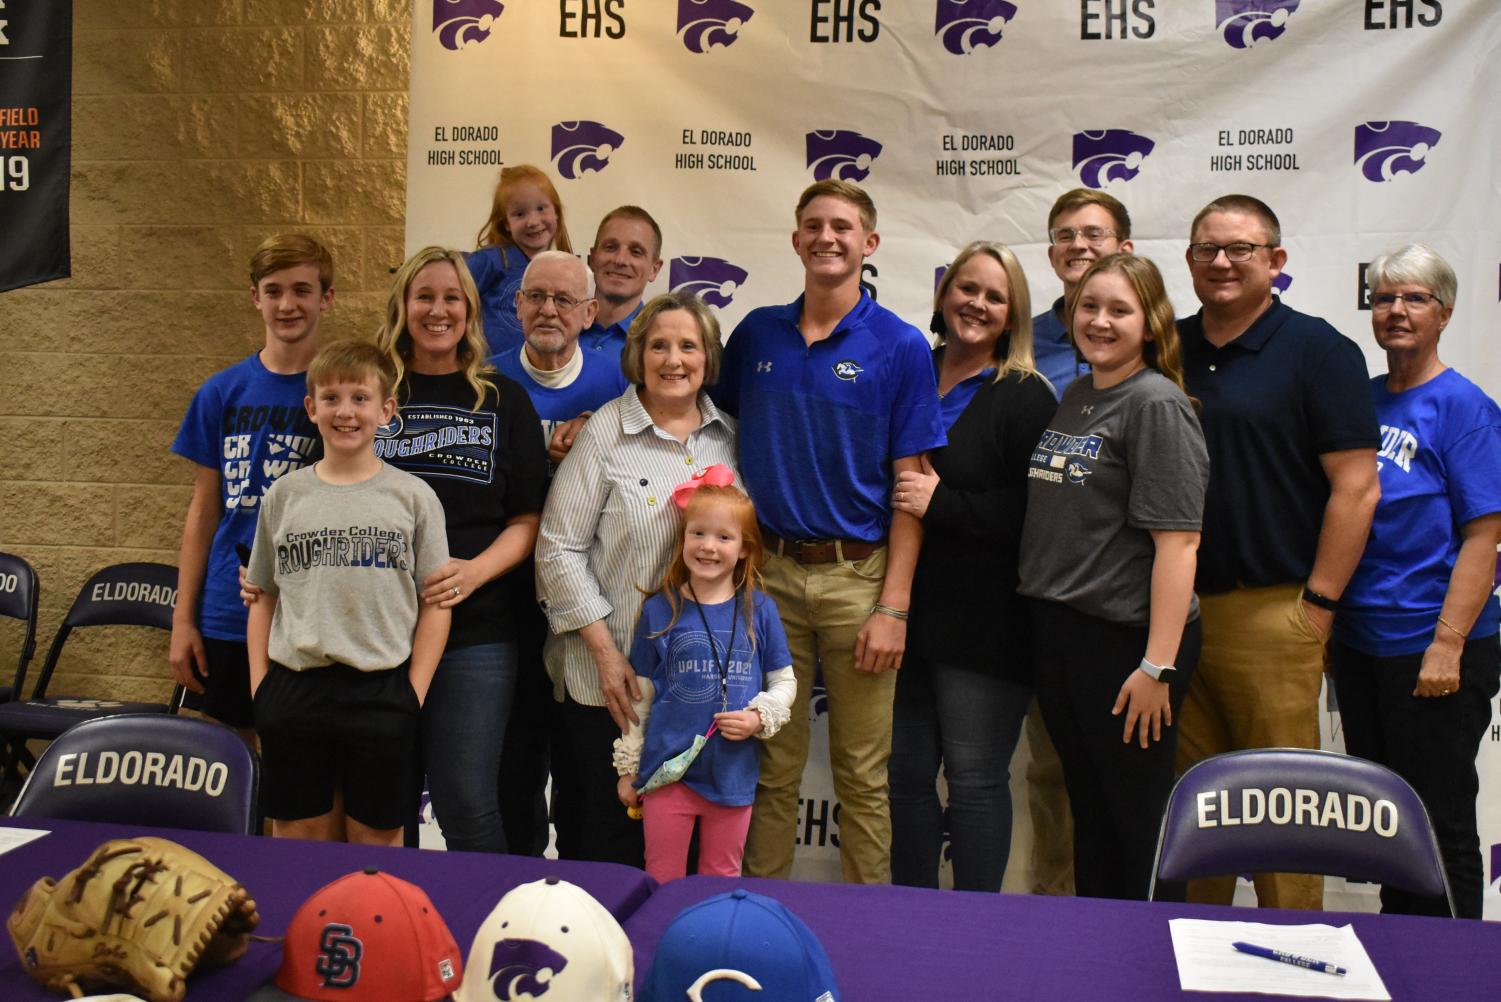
[
  {"left": 9, "top": 713, "right": 258, "bottom": 834},
  {"left": 0, "top": 551, "right": 40, "bottom": 697},
  {"left": 1151, "top": 748, "right": 1452, "bottom": 913}
]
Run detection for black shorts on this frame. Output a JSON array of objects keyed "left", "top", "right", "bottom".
[
  {"left": 198, "top": 637, "right": 254, "bottom": 729},
  {"left": 252, "top": 662, "right": 419, "bottom": 830}
]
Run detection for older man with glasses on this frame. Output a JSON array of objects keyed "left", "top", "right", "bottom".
[
  {"left": 489, "top": 250, "right": 629, "bottom": 862},
  {"left": 1174, "top": 194, "right": 1381, "bottom": 911}
]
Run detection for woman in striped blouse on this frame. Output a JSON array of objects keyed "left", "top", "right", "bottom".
[{"left": 535, "top": 291, "right": 741, "bottom": 865}]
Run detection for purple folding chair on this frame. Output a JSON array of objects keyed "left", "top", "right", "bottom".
[{"left": 1149, "top": 747, "right": 1453, "bottom": 915}]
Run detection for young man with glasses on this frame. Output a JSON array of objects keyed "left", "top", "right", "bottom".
[
  {"left": 1174, "top": 194, "right": 1381, "bottom": 910},
  {"left": 1031, "top": 189, "right": 1134, "bottom": 399}
]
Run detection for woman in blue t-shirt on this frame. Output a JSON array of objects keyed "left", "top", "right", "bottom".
[{"left": 1331, "top": 244, "right": 1501, "bottom": 919}]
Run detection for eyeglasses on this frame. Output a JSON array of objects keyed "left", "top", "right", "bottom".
[
  {"left": 1188, "top": 242, "right": 1274, "bottom": 263},
  {"left": 1371, "top": 291, "right": 1443, "bottom": 311},
  {"left": 1049, "top": 226, "right": 1117, "bottom": 246},
  {"left": 518, "top": 289, "right": 591, "bottom": 313}
]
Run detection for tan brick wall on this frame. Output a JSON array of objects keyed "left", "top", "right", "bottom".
[{"left": 0, "top": 1, "right": 412, "bottom": 702}]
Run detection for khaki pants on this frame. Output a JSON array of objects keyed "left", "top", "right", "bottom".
[
  {"left": 1175, "top": 583, "right": 1326, "bottom": 910},
  {"left": 744, "top": 548, "right": 896, "bottom": 884},
  {"left": 1024, "top": 702, "right": 1075, "bottom": 895}
]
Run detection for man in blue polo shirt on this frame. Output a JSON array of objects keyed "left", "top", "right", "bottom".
[
  {"left": 715, "top": 179, "right": 946, "bottom": 884},
  {"left": 1023, "top": 187, "right": 1134, "bottom": 898},
  {"left": 1175, "top": 194, "right": 1381, "bottom": 910},
  {"left": 1030, "top": 188, "right": 1133, "bottom": 399},
  {"left": 582, "top": 205, "right": 663, "bottom": 360}
]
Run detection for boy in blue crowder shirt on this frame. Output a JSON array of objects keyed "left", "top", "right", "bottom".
[{"left": 169, "top": 234, "right": 333, "bottom": 738}]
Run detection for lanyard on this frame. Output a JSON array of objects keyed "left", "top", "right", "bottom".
[{"left": 687, "top": 583, "right": 738, "bottom": 715}]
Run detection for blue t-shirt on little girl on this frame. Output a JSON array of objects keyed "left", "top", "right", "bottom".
[{"left": 630, "top": 590, "right": 792, "bottom": 807}]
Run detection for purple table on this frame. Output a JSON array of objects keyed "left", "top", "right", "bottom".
[
  {"left": 0, "top": 817, "right": 655, "bottom": 1001},
  {"left": 625, "top": 875, "right": 1501, "bottom": 1000}
]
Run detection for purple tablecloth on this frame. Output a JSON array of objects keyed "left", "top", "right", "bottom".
[
  {"left": 0, "top": 817, "right": 655, "bottom": 1001},
  {"left": 624, "top": 875, "right": 1501, "bottom": 1001}
]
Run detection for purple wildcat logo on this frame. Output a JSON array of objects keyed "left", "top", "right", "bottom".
[
  {"left": 1354, "top": 121, "right": 1441, "bottom": 183},
  {"left": 935, "top": 0, "right": 1017, "bottom": 55},
  {"left": 489, "top": 939, "right": 568, "bottom": 999},
  {"left": 433, "top": 0, "right": 505, "bottom": 50},
  {"left": 806, "top": 130, "right": 884, "bottom": 182},
  {"left": 669, "top": 257, "right": 749, "bottom": 309},
  {"left": 1216, "top": 0, "right": 1300, "bottom": 49},
  {"left": 678, "top": 0, "right": 755, "bottom": 52},
  {"left": 1072, "top": 129, "right": 1154, "bottom": 188},
  {"left": 550, "top": 121, "right": 624, "bottom": 180},
  {"left": 1272, "top": 271, "right": 1293, "bottom": 294}
]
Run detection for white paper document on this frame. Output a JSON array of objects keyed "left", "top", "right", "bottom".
[
  {"left": 0, "top": 826, "right": 49, "bottom": 856},
  {"left": 1169, "top": 919, "right": 1390, "bottom": 1000}
]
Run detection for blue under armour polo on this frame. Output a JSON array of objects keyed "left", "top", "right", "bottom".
[{"left": 715, "top": 292, "right": 945, "bottom": 542}]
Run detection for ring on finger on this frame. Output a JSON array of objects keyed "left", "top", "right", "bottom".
[{"left": 452, "top": 585, "right": 461, "bottom": 597}]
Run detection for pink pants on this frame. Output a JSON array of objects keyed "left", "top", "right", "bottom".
[{"left": 641, "top": 782, "right": 753, "bottom": 883}]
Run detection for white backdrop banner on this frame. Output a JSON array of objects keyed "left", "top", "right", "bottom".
[{"left": 406, "top": 0, "right": 1501, "bottom": 909}]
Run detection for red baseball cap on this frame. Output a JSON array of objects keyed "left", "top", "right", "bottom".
[{"left": 253, "top": 868, "right": 463, "bottom": 1002}]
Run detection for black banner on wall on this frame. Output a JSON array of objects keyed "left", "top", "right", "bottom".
[{"left": 0, "top": 0, "right": 71, "bottom": 293}]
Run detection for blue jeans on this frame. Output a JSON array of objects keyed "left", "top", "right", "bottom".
[
  {"left": 889, "top": 658, "right": 1031, "bottom": 892},
  {"left": 421, "top": 641, "right": 517, "bottom": 853}
]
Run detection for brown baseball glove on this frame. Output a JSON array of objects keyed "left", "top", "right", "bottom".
[{"left": 7, "top": 836, "right": 260, "bottom": 1002}]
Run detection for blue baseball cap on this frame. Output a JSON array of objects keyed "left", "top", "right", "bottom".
[{"left": 640, "top": 889, "right": 839, "bottom": 1001}]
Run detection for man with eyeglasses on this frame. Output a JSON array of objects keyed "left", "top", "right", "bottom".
[
  {"left": 1175, "top": 194, "right": 1381, "bottom": 911},
  {"left": 492, "top": 250, "right": 629, "bottom": 456},
  {"left": 1031, "top": 189, "right": 1134, "bottom": 399},
  {"left": 490, "top": 249, "right": 628, "bottom": 863}
]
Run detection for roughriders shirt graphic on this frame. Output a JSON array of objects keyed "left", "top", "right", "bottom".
[
  {"left": 374, "top": 405, "right": 496, "bottom": 483},
  {"left": 276, "top": 526, "right": 412, "bottom": 575},
  {"left": 171, "top": 355, "right": 319, "bottom": 640}
]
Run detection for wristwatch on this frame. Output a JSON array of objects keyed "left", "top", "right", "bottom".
[{"left": 1138, "top": 657, "right": 1177, "bottom": 681}]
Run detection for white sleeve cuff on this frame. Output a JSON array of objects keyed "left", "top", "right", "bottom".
[
  {"left": 611, "top": 678, "right": 655, "bottom": 776},
  {"left": 750, "top": 666, "right": 796, "bottom": 739}
]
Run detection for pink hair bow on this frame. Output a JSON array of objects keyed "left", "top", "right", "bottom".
[{"left": 671, "top": 463, "right": 735, "bottom": 510}]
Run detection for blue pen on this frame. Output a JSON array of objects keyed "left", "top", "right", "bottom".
[{"left": 1233, "top": 940, "right": 1347, "bottom": 976}]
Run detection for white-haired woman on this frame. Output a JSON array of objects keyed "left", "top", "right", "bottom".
[{"left": 1332, "top": 243, "right": 1501, "bottom": 919}]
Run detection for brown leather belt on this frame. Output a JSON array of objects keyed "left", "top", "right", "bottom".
[{"left": 761, "top": 527, "right": 884, "bottom": 565}]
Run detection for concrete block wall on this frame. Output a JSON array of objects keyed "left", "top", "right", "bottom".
[{"left": 0, "top": 1, "right": 412, "bottom": 701}]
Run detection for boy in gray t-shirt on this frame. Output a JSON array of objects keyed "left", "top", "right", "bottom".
[{"left": 246, "top": 341, "right": 450, "bottom": 846}]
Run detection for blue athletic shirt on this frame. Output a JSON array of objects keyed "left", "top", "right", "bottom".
[
  {"left": 630, "top": 590, "right": 792, "bottom": 808},
  {"left": 1336, "top": 368, "right": 1501, "bottom": 655},
  {"left": 170, "top": 353, "right": 318, "bottom": 641},
  {"left": 491, "top": 346, "right": 630, "bottom": 451},
  {"left": 937, "top": 362, "right": 995, "bottom": 430},
  {"left": 580, "top": 301, "right": 642, "bottom": 363},
  {"left": 714, "top": 292, "right": 946, "bottom": 541},
  {"left": 1030, "top": 297, "right": 1090, "bottom": 400},
  {"left": 465, "top": 244, "right": 530, "bottom": 357}
]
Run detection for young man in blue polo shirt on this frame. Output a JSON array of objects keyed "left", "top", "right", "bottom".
[
  {"left": 1030, "top": 188, "right": 1133, "bottom": 399},
  {"left": 715, "top": 179, "right": 946, "bottom": 883},
  {"left": 581, "top": 205, "right": 663, "bottom": 360},
  {"left": 1174, "top": 194, "right": 1380, "bottom": 910}
]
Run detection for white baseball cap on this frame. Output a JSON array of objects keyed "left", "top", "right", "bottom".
[{"left": 454, "top": 877, "right": 633, "bottom": 1002}]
